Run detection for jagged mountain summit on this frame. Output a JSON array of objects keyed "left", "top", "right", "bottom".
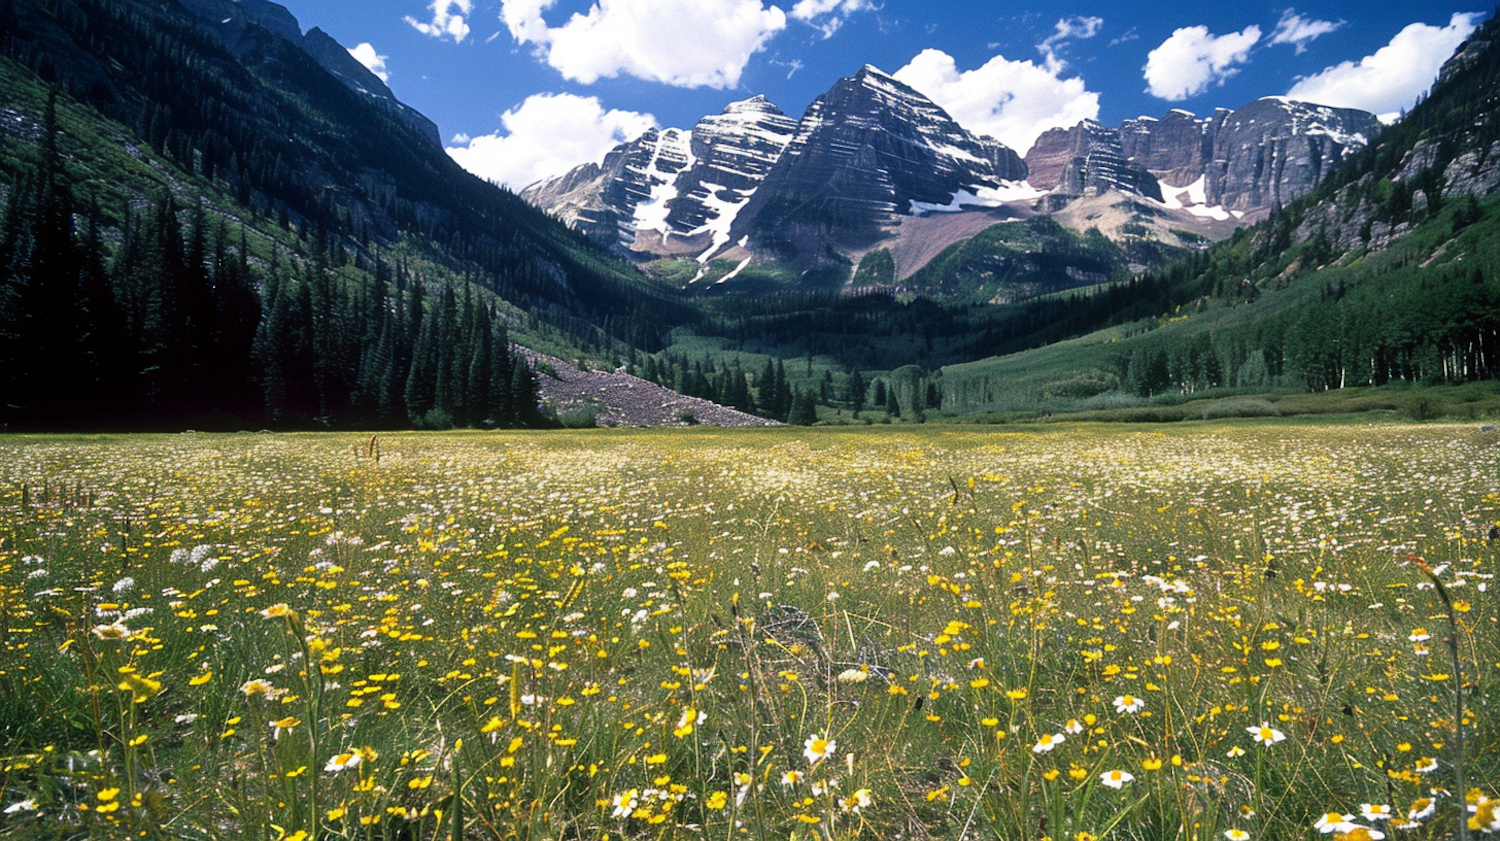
[
  {"left": 726, "top": 66, "right": 1030, "bottom": 277},
  {"left": 175, "top": 0, "right": 442, "bottom": 148},
  {"left": 1028, "top": 98, "right": 1379, "bottom": 217},
  {"left": 524, "top": 66, "right": 1380, "bottom": 293},
  {"left": 523, "top": 96, "right": 798, "bottom": 263},
  {"left": 524, "top": 66, "right": 1032, "bottom": 281}
]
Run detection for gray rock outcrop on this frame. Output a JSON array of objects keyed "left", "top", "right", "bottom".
[{"left": 729, "top": 66, "right": 1027, "bottom": 271}]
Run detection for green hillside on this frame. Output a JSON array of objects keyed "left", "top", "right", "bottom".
[
  {"left": 0, "top": 0, "right": 694, "bottom": 430},
  {"left": 3, "top": 0, "right": 1499, "bottom": 431},
  {"left": 941, "top": 14, "right": 1500, "bottom": 421},
  {"left": 903, "top": 215, "right": 1186, "bottom": 305}
]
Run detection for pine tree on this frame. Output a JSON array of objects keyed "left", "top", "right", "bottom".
[
  {"left": 774, "top": 360, "right": 792, "bottom": 420},
  {"left": 431, "top": 284, "right": 460, "bottom": 421},
  {"left": 256, "top": 274, "right": 314, "bottom": 425},
  {"left": 4, "top": 89, "right": 86, "bottom": 425},
  {"left": 76, "top": 201, "right": 132, "bottom": 421},
  {"left": 489, "top": 319, "right": 516, "bottom": 425},
  {"left": 788, "top": 388, "right": 818, "bottom": 425},
  {"left": 845, "top": 368, "right": 866, "bottom": 416},
  {"left": 405, "top": 306, "right": 440, "bottom": 426},
  {"left": 509, "top": 356, "right": 539, "bottom": 427},
  {"left": 181, "top": 201, "right": 217, "bottom": 400},
  {"left": 465, "top": 301, "right": 494, "bottom": 426},
  {"left": 352, "top": 281, "right": 391, "bottom": 424},
  {"left": 210, "top": 222, "right": 262, "bottom": 414}
]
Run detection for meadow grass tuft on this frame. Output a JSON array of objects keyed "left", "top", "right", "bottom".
[{"left": 0, "top": 424, "right": 1496, "bottom": 840}]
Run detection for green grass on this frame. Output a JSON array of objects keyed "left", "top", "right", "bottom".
[
  {"left": 1, "top": 424, "right": 1497, "bottom": 840},
  {"left": 940, "top": 191, "right": 1500, "bottom": 419}
]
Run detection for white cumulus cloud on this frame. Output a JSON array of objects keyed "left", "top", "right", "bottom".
[
  {"left": 789, "top": 0, "right": 875, "bottom": 38},
  {"left": 405, "top": 0, "right": 472, "bottom": 43},
  {"left": 446, "top": 93, "right": 657, "bottom": 191},
  {"left": 1039, "top": 15, "right": 1104, "bottom": 69},
  {"left": 1269, "top": 9, "right": 1345, "bottom": 54},
  {"left": 347, "top": 42, "right": 390, "bottom": 82},
  {"left": 1143, "top": 24, "right": 1262, "bottom": 101},
  {"left": 1286, "top": 13, "right": 1483, "bottom": 122},
  {"left": 500, "top": 0, "right": 787, "bottom": 89},
  {"left": 893, "top": 48, "right": 1101, "bottom": 155}
]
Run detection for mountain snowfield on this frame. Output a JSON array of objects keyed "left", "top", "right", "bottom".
[
  {"left": 522, "top": 66, "right": 1379, "bottom": 286},
  {"left": 523, "top": 95, "right": 798, "bottom": 269}
]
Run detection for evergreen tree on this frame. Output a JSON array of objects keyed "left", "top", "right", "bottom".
[
  {"left": 509, "top": 356, "right": 539, "bottom": 426},
  {"left": 430, "top": 284, "right": 460, "bottom": 421},
  {"left": 405, "top": 305, "right": 441, "bottom": 425},
  {"left": 845, "top": 368, "right": 866, "bottom": 416},
  {"left": 774, "top": 359, "right": 792, "bottom": 420},
  {"left": 788, "top": 388, "right": 818, "bottom": 425},
  {"left": 489, "top": 320, "right": 517, "bottom": 426},
  {"left": 2, "top": 89, "right": 86, "bottom": 425},
  {"left": 464, "top": 300, "right": 494, "bottom": 426},
  {"left": 76, "top": 202, "right": 132, "bottom": 420}
]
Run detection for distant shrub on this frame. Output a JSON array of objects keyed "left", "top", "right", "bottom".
[
  {"left": 1200, "top": 398, "right": 1282, "bottom": 420},
  {"left": 1405, "top": 394, "right": 1447, "bottom": 421},
  {"left": 1078, "top": 392, "right": 1148, "bottom": 411},
  {"left": 417, "top": 408, "right": 454, "bottom": 430},
  {"left": 556, "top": 407, "right": 600, "bottom": 428}
]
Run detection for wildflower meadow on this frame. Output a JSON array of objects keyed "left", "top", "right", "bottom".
[{"left": 1, "top": 423, "right": 1497, "bottom": 841}]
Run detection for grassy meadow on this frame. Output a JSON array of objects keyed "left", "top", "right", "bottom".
[{"left": 1, "top": 424, "right": 1498, "bottom": 841}]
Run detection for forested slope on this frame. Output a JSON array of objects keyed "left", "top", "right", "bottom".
[
  {"left": 0, "top": 0, "right": 693, "bottom": 430},
  {"left": 941, "top": 13, "right": 1500, "bottom": 416}
]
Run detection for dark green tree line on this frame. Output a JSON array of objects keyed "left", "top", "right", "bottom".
[{"left": 0, "top": 101, "right": 540, "bottom": 431}]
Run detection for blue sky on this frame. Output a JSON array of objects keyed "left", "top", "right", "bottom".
[{"left": 275, "top": 1, "right": 1487, "bottom": 190}]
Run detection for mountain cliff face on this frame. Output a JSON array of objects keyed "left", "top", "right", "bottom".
[
  {"left": 525, "top": 67, "right": 1027, "bottom": 274},
  {"left": 652, "top": 96, "right": 798, "bottom": 257},
  {"left": 728, "top": 66, "right": 1027, "bottom": 272},
  {"left": 1026, "top": 99, "right": 1376, "bottom": 213},
  {"left": 522, "top": 97, "right": 796, "bottom": 258},
  {"left": 1205, "top": 98, "right": 1378, "bottom": 211},
  {"left": 521, "top": 127, "right": 693, "bottom": 249},
  {"left": 1023, "top": 120, "right": 1162, "bottom": 203},
  {"left": 1118, "top": 109, "right": 1226, "bottom": 187}
]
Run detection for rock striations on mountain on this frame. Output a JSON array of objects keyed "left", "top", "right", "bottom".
[
  {"left": 1028, "top": 99, "right": 1378, "bottom": 215},
  {"left": 654, "top": 96, "right": 799, "bottom": 256},
  {"left": 524, "top": 64, "right": 1380, "bottom": 287},
  {"left": 1117, "top": 109, "right": 1226, "bottom": 187},
  {"left": 727, "top": 66, "right": 1027, "bottom": 273},
  {"left": 524, "top": 66, "right": 1028, "bottom": 274},
  {"left": 522, "top": 127, "right": 693, "bottom": 250},
  {"left": 1204, "top": 98, "right": 1378, "bottom": 211},
  {"left": 523, "top": 97, "right": 798, "bottom": 260},
  {"left": 1023, "top": 119, "right": 1163, "bottom": 204}
]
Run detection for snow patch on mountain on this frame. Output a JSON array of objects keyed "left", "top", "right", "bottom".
[
  {"left": 1153, "top": 176, "right": 1242, "bottom": 221},
  {"left": 630, "top": 128, "right": 694, "bottom": 238},
  {"left": 909, "top": 182, "right": 1048, "bottom": 215}
]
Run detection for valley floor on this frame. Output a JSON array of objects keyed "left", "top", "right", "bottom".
[{"left": 1, "top": 423, "right": 1497, "bottom": 839}]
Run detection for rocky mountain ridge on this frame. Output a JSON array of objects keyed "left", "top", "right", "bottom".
[
  {"left": 525, "top": 68, "right": 1381, "bottom": 288},
  {"left": 524, "top": 66, "right": 1030, "bottom": 278},
  {"left": 1025, "top": 98, "right": 1378, "bottom": 214},
  {"left": 726, "top": 66, "right": 1029, "bottom": 276},
  {"left": 176, "top": 0, "right": 442, "bottom": 148},
  {"left": 523, "top": 96, "right": 798, "bottom": 263}
]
